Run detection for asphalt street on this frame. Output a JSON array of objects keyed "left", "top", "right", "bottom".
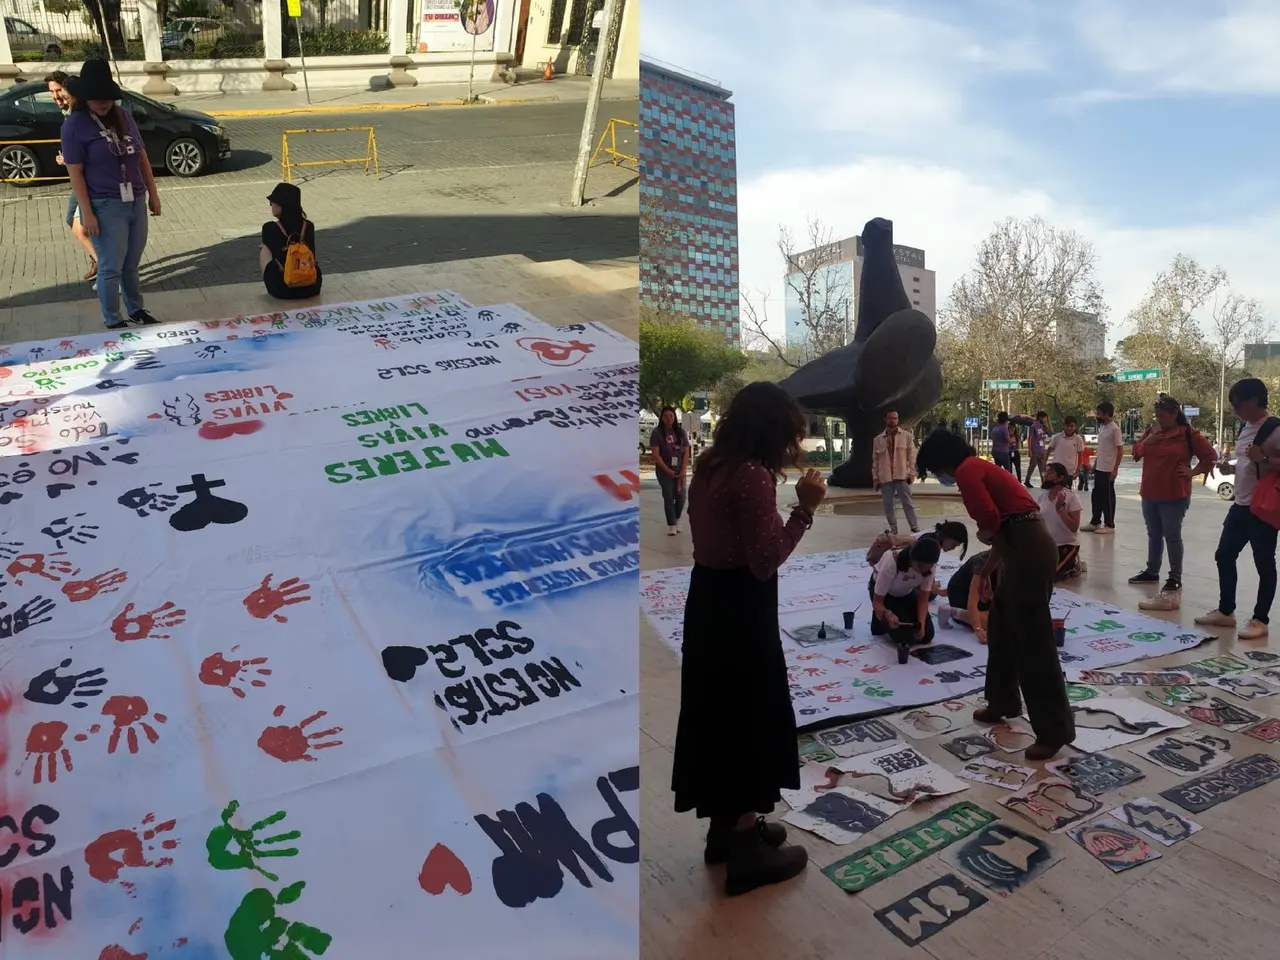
[{"left": 1, "top": 99, "right": 638, "bottom": 308}]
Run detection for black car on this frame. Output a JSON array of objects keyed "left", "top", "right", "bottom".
[{"left": 0, "top": 80, "right": 231, "bottom": 183}]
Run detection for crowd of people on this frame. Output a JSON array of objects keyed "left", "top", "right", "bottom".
[
  {"left": 665, "top": 375, "right": 1280, "bottom": 898},
  {"left": 41, "top": 61, "right": 323, "bottom": 330}
]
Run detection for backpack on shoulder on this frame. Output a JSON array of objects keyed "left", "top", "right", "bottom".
[
  {"left": 1249, "top": 416, "right": 1280, "bottom": 528},
  {"left": 278, "top": 220, "right": 318, "bottom": 288}
]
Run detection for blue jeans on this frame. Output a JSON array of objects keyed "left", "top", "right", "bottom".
[
  {"left": 88, "top": 195, "right": 148, "bottom": 328},
  {"left": 1141, "top": 497, "right": 1190, "bottom": 580},
  {"left": 1217, "top": 503, "right": 1279, "bottom": 623}
]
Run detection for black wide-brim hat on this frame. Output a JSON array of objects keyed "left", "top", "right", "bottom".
[
  {"left": 266, "top": 182, "right": 302, "bottom": 207},
  {"left": 77, "top": 58, "right": 123, "bottom": 102}
]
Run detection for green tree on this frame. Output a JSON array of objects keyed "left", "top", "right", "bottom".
[
  {"left": 38, "top": 0, "right": 81, "bottom": 23},
  {"left": 639, "top": 308, "right": 747, "bottom": 412},
  {"left": 708, "top": 348, "right": 791, "bottom": 413}
]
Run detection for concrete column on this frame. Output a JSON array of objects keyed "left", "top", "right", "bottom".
[
  {"left": 388, "top": 0, "right": 409, "bottom": 55},
  {"left": 264, "top": 0, "right": 284, "bottom": 61},
  {"left": 0, "top": 14, "right": 20, "bottom": 85},
  {"left": 138, "top": 0, "right": 163, "bottom": 63}
]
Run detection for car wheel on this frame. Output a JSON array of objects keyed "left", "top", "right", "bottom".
[
  {"left": 0, "top": 145, "right": 40, "bottom": 184},
  {"left": 46, "top": 44, "right": 62, "bottom": 59},
  {"left": 165, "top": 137, "right": 206, "bottom": 177},
  {"left": 1218, "top": 482, "right": 1234, "bottom": 501}
]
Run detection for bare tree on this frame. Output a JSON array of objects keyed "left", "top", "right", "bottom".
[
  {"left": 1209, "top": 291, "right": 1269, "bottom": 444},
  {"left": 939, "top": 216, "right": 1108, "bottom": 420},
  {"left": 1122, "top": 254, "right": 1227, "bottom": 395},
  {"left": 742, "top": 217, "right": 852, "bottom": 369}
]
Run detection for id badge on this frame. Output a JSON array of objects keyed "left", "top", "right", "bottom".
[{"left": 120, "top": 182, "right": 134, "bottom": 202}]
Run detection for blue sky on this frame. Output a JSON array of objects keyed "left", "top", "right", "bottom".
[{"left": 641, "top": 0, "right": 1280, "bottom": 345}]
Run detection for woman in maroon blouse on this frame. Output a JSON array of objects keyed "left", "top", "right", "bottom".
[
  {"left": 916, "top": 431, "right": 1075, "bottom": 760},
  {"left": 670, "top": 382, "right": 827, "bottom": 897}
]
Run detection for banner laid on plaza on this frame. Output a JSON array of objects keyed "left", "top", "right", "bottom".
[
  {"left": 0, "top": 294, "right": 639, "bottom": 958},
  {"left": 640, "top": 550, "right": 1211, "bottom": 729}
]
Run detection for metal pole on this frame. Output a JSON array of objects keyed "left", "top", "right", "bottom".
[
  {"left": 294, "top": 16, "right": 312, "bottom": 105},
  {"left": 567, "top": 0, "right": 619, "bottom": 207},
  {"left": 467, "top": 27, "right": 477, "bottom": 101}
]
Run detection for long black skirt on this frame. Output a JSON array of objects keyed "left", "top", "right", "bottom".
[{"left": 671, "top": 564, "right": 799, "bottom": 819}]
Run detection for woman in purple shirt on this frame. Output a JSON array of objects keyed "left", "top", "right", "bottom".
[
  {"left": 990, "top": 412, "right": 1013, "bottom": 473},
  {"left": 61, "top": 60, "right": 161, "bottom": 329}
]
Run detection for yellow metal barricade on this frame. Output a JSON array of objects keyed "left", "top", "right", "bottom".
[
  {"left": 589, "top": 118, "right": 638, "bottom": 171},
  {"left": 0, "top": 139, "right": 68, "bottom": 183},
  {"left": 280, "top": 126, "right": 380, "bottom": 183}
]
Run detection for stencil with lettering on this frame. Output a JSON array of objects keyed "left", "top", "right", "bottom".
[
  {"left": 1159, "top": 753, "right": 1280, "bottom": 813},
  {"left": 475, "top": 765, "right": 638, "bottom": 909},
  {"left": 0, "top": 803, "right": 73, "bottom": 939},
  {"left": 873, "top": 874, "right": 988, "bottom": 947}
]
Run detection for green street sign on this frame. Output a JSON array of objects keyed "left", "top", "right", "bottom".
[
  {"left": 983, "top": 379, "right": 1034, "bottom": 390},
  {"left": 1116, "top": 369, "right": 1161, "bottom": 383}
]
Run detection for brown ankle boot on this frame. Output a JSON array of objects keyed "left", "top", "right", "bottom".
[
  {"left": 724, "top": 825, "right": 808, "bottom": 896},
  {"left": 705, "top": 817, "right": 787, "bottom": 865},
  {"left": 1024, "top": 741, "right": 1065, "bottom": 761},
  {"left": 973, "top": 706, "right": 1013, "bottom": 724}
]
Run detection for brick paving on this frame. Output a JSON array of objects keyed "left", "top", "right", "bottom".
[{"left": 1, "top": 99, "right": 638, "bottom": 309}]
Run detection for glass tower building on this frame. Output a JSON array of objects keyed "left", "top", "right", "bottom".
[{"left": 638, "top": 57, "right": 740, "bottom": 346}]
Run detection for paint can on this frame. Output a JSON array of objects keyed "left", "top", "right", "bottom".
[
  {"left": 1052, "top": 617, "right": 1066, "bottom": 647},
  {"left": 843, "top": 610, "right": 855, "bottom": 630}
]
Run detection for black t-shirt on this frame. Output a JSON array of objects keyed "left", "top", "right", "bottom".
[
  {"left": 946, "top": 551, "right": 991, "bottom": 612},
  {"left": 262, "top": 219, "right": 317, "bottom": 266}
]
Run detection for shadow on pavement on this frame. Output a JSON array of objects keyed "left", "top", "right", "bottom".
[
  {"left": 214, "top": 149, "right": 276, "bottom": 176},
  {"left": 5, "top": 210, "right": 638, "bottom": 309}
]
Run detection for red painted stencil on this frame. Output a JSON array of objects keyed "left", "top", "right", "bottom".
[
  {"left": 418, "top": 843, "right": 472, "bottom": 896},
  {"left": 19, "top": 720, "right": 73, "bottom": 784},
  {"left": 198, "top": 420, "right": 264, "bottom": 440},
  {"left": 111, "top": 602, "right": 187, "bottom": 642},
  {"left": 76, "top": 696, "right": 168, "bottom": 755},
  {"left": 258, "top": 705, "right": 343, "bottom": 762},
  {"left": 62, "top": 567, "right": 128, "bottom": 603}
]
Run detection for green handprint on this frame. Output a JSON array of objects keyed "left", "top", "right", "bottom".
[
  {"left": 118, "top": 331, "right": 141, "bottom": 341},
  {"left": 1086, "top": 619, "right": 1125, "bottom": 632},
  {"left": 206, "top": 800, "right": 301, "bottom": 882},
  {"left": 225, "top": 881, "right": 332, "bottom": 959}
]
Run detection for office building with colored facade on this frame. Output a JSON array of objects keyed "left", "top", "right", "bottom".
[{"left": 638, "top": 57, "right": 740, "bottom": 345}]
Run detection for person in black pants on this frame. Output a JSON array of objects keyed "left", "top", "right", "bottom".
[
  {"left": 650, "top": 406, "right": 691, "bottom": 535},
  {"left": 260, "top": 182, "right": 322, "bottom": 300},
  {"left": 1085, "top": 401, "right": 1123, "bottom": 532},
  {"left": 868, "top": 537, "right": 940, "bottom": 660}
]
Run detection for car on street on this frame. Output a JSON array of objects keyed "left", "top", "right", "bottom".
[
  {"left": 161, "top": 17, "right": 224, "bottom": 54},
  {"left": 0, "top": 80, "right": 231, "bottom": 183},
  {"left": 4, "top": 16, "right": 62, "bottom": 59},
  {"left": 1207, "top": 457, "right": 1238, "bottom": 501}
]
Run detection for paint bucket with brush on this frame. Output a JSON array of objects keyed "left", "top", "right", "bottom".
[{"left": 1052, "top": 616, "right": 1067, "bottom": 647}]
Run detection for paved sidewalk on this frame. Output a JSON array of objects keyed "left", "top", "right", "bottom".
[{"left": 173, "top": 75, "right": 638, "bottom": 117}]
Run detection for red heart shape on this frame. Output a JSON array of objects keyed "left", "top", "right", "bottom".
[
  {"left": 418, "top": 842, "right": 472, "bottom": 896},
  {"left": 198, "top": 419, "right": 264, "bottom": 440},
  {"left": 146, "top": 412, "right": 162, "bottom": 419},
  {"left": 918, "top": 678, "right": 934, "bottom": 685},
  {"left": 277, "top": 392, "right": 294, "bottom": 400}
]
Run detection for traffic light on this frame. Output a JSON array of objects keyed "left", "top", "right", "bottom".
[{"left": 979, "top": 399, "right": 990, "bottom": 422}]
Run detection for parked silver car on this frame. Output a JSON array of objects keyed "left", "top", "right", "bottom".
[{"left": 4, "top": 16, "right": 62, "bottom": 59}]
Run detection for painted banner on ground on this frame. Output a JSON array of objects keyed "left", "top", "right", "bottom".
[
  {"left": 640, "top": 549, "right": 1211, "bottom": 728},
  {"left": 0, "top": 293, "right": 639, "bottom": 957}
]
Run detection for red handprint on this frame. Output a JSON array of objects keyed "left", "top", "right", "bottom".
[
  {"left": 258, "top": 705, "right": 343, "bottom": 762},
  {"left": 86, "top": 695, "right": 168, "bottom": 754},
  {"left": 243, "top": 575, "right": 312, "bottom": 623},
  {"left": 199, "top": 646, "right": 271, "bottom": 698},
  {"left": 7, "top": 552, "right": 73, "bottom": 586},
  {"left": 58, "top": 340, "right": 75, "bottom": 350},
  {"left": 85, "top": 813, "right": 180, "bottom": 888},
  {"left": 861, "top": 664, "right": 891, "bottom": 674},
  {"left": 111, "top": 602, "right": 187, "bottom": 642},
  {"left": 98, "top": 948, "right": 147, "bottom": 960},
  {"left": 63, "top": 568, "right": 129, "bottom": 603},
  {"left": 20, "top": 720, "right": 73, "bottom": 783}
]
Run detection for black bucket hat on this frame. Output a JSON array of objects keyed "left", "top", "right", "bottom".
[
  {"left": 266, "top": 182, "right": 302, "bottom": 207},
  {"left": 77, "top": 58, "right": 122, "bottom": 101}
]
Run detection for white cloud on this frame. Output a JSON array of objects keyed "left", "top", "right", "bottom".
[{"left": 738, "top": 159, "right": 1280, "bottom": 348}]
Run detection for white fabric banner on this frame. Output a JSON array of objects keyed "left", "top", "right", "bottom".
[
  {"left": 640, "top": 549, "right": 1211, "bottom": 728},
  {"left": 0, "top": 294, "right": 639, "bottom": 957}
]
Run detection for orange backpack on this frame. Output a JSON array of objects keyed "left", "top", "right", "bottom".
[{"left": 277, "top": 220, "right": 317, "bottom": 288}]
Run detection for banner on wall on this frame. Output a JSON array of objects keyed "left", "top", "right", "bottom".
[{"left": 0, "top": 292, "right": 639, "bottom": 957}]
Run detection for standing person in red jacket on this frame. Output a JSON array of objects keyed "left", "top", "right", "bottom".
[
  {"left": 670, "top": 382, "right": 827, "bottom": 897},
  {"left": 916, "top": 430, "right": 1075, "bottom": 760}
]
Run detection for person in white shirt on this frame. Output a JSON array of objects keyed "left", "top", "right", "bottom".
[
  {"left": 1033, "top": 462, "right": 1084, "bottom": 579},
  {"left": 868, "top": 536, "right": 940, "bottom": 647},
  {"left": 1082, "top": 400, "right": 1124, "bottom": 534},
  {"left": 1046, "top": 417, "right": 1087, "bottom": 481},
  {"left": 1196, "top": 378, "right": 1280, "bottom": 639}
]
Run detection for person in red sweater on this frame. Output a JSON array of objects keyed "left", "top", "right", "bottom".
[
  {"left": 670, "top": 381, "right": 827, "bottom": 897},
  {"left": 916, "top": 430, "right": 1075, "bottom": 760}
]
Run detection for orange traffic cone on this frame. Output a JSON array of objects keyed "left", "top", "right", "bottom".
[{"left": 542, "top": 61, "right": 554, "bottom": 81}]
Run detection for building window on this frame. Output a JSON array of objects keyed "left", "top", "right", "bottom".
[
  {"left": 546, "top": 0, "right": 568, "bottom": 43},
  {"left": 912, "top": 276, "right": 920, "bottom": 282},
  {"left": 912, "top": 288, "right": 919, "bottom": 294},
  {"left": 565, "top": 0, "right": 590, "bottom": 45}
]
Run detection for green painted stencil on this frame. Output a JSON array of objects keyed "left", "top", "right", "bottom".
[
  {"left": 206, "top": 799, "right": 302, "bottom": 882},
  {"left": 798, "top": 734, "right": 837, "bottom": 766},
  {"left": 823, "top": 801, "right": 999, "bottom": 893}
]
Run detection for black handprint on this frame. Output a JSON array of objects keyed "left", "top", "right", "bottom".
[
  {"left": 0, "top": 541, "right": 22, "bottom": 560},
  {"left": 196, "top": 345, "right": 224, "bottom": 359},
  {"left": 29, "top": 347, "right": 46, "bottom": 359},
  {"left": 0, "top": 596, "right": 55, "bottom": 638},
  {"left": 41, "top": 514, "right": 99, "bottom": 549},
  {"left": 94, "top": 378, "right": 128, "bottom": 391},
  {"left": 501, "top": 322, "right": 523, "bottom": 333},
  {"left": 25, "top": 658, "right": 107, "bottom": 708},
  {"left": 118, "top": 483, "right": 180, "bottom": 518}
]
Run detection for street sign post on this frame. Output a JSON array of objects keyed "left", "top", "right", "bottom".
[
  {"left": 460, "top": 0, "right": 495, "bottom": 103},
  {"left": 964, "top": 417, "right": 979, "bottom": 429},
  {"left": 983, "top": 379, "right": 1035, "bottom": 390},
  {"left": 286, "top": 0, "right": 311, "bottom": 105}
]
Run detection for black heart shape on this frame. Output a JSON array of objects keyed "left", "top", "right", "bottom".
[
  {"left": 46, "top": 483, "right": 75, "bottom": 498},
  {"left": 112, "top": 452, "right": 140, "bottom": 465},
  {"left": 382, "top": 646, "right": 429, "bottom": 682},
  {"left": 0, "top": 491, "right": 21, "bottom": 505}
]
